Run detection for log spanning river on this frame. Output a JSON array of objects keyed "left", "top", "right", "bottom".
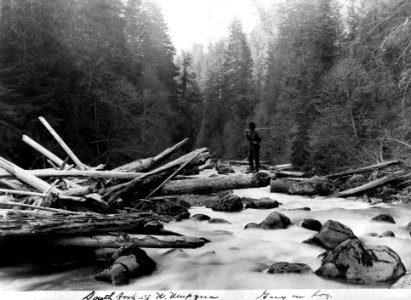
[{"left": 1, "top": 185, "right": 411, "bottom": 290}]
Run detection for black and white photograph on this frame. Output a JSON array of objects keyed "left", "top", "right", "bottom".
[{"left": 0, "top": 0, "right": 411, "bottom": 298}]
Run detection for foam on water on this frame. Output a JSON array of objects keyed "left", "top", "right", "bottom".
[{"left": 1, "top": 185, "right": 411, "bottom": 290}]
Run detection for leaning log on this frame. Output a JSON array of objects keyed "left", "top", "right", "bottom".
[
  {"left": 46, "top": 233, "right": 207, "bottom": 249},
  {"left": 161, "top": 173, "right": 270, "bottom": 195},
  {"left": 329, "top": 173, "right": 410, "bottom": 198},
  {"left": 0, "top": 211, "right": 164, "bottom": 243},
  {"left": 113, "top": 138, "right": 189, "bottom": 172},
  {"left": 326, "top": 160, "right": 402, "bottom": 180}
]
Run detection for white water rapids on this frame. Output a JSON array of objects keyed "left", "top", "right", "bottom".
[{"left": 1, "top": 171, "right": 411, "bottom": 290}]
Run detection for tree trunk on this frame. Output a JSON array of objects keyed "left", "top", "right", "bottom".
[
  {"left": 0, "top": 211, "right": 164, "bottom": 243},
  {"left": 46, "top": 233, "right": 207, "bottom": 249},
  {"left": 161, "top": 173, "right": 270, "bottom": 195},
  {"left": 325, "top": 160, "right": 402, "bottom": 180},
  {"left": 0, "top": 169, "right": 145, "bottom": 180}
]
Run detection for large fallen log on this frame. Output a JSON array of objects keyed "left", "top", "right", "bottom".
[
  {"left": 104, "top": 148, "right": 210, "bottom": 204},
  {"left": 0, "top": 168, "right": 144, "bottom": 180},
  {"left": 113, "top": 138, "right": 189, "bottom": 172},
  {"left": 0, "top": 211, "right": 164, "bottom": 243},
  {"left": 0, "top": 157, "right": 61, "bottom": 194},
  {"left": 274, "top": 170, "right": 306, "bottom": 178},
  {"left": 329, "top": 172, "right": 410, "bottom": 198},
  {"left": 46, "top": 233, "right": 207, "bottom": 249},
  {"left": 325, "top": 160, "right": 402, "bottom": 180},
  {"left": 160, "top": 173, "right": 270, "bottom": 195}
]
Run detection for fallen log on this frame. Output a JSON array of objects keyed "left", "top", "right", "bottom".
[
  {"left": 229, "top": 160, "right": 270, "bottom": 166},
  {"left": 0, "top": 211, "right": 164, "bottom": 243},
  {"left": 113, "top": 138, "right": 189, "bottom": 172},
  {"left": 161, "top": 173, "right": 270, "bottom": 195},
  {"left": 325, "top": 160, "right": 402, "bottom": 180},
  {"left": 0, "top": 169, "right": 144, "bottom": 180},
  {"left": 0, "top": 157, "right": 61, "bottom": 194},
  {"left": 104, "top": 148, "right": 210, "bottom": 204},
  {"left": 274, "top": 170, "right": 305, "bottom": 178},
  {"left": 329, "top": 172, "right": 410, "bottom": 198},
  {"left": 0, "top": 199, "right": 88, "bottom": 215},
  {"left": 46, "top": 233, "right": 207, "bottom": 249}
]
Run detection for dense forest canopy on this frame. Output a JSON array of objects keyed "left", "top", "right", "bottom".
[{"left": 1, "top": 0, "right": 411, "bottom": 173}]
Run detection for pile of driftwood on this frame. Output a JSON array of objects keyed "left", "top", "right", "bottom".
[{"left": 0, "top": 116, "right": 272, "bottom": 285}]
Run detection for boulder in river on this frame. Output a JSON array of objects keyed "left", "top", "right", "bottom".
[
  {"left": 268, "top": 262, "right": 313, "bottom": 274},
  {"left": 371, "top": 213, "right": 396, "bottom": 224},
  {"left": 315, "top": 239, "right": 406, "bottom": 284},
  {"left": 136, "top": 197, "right": 190, "bottom": 219},
  {"left": 391, "top": 274, "right": 411, "bottom": 288},
  {"left": 216, "top": 160, "right": 235, "bottom": 174},
  {"left": 96, "top": 245, "right": 156, "bottom": 285},
  {"left": 300, "top": 218, "right": 322, "bottom": 232},
  {"left": 191, "top": 214, "right": 211, "bottom": 221},
  {"left": 288, "top": 176, "right": 332, "bottom": 196},
  {"left": 270, "top": 179, "right": 291, "bottom": 194},
  {"left": 303, "top": 220, "right": 356, "bottom": 249},
  {"left": 209, "top": 218, "right": 231, "bottom": 224},
  {"left": 207, "top": 192, "right": 243, "bottom": 212},
  {"left": 244, "top": 222, "right": 262, "bottom": 229},
  {"left": 244, "top": 197, "right": 281, "bottom": 209},
  {"left": 380, "top": 230, "right": 395, "bottom": 237},
  {"left": 259, "top": 212, "right": 291, "bottom": 229}
]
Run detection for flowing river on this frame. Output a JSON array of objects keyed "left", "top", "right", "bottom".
[{"left": 1, "top": 176, "right": 411, "bottom": 290}]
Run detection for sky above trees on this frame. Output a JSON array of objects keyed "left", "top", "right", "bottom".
[{"left": 157, "top": 0, "right": 276, "bottom": 51}]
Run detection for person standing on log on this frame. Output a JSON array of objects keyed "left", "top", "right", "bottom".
[{"left": 245, "top": 122, "right": 262, "bottom": 173}]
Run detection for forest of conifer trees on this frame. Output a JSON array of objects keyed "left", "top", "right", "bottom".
[{"left": 1, "top": 0, "right": 411, "bottom": 174}]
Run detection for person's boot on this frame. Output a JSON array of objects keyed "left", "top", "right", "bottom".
[{"left": 246, "top": 166, "right": 254, "bottom": 173}]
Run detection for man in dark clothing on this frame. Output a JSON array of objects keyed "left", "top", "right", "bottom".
[{"left": 245, "top": 122, "right": 262, "bottom": 173}]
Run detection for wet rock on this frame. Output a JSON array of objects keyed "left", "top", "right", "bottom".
[
  {"left": 268, "top": 262, "right": 313, "bottom": 274},
  {"left": 380, "top": 231, "right": 395, "bottom": 237},
  {"left": 289, "top": 176, "right": 332, "bottom": 196},
  {"left": 162, "top": 248, "right": 187, "bottom": 258},
  {"left": 288, "top": 207, "right": 311, "bottom": 211},
  {"left": 191, "top": 214, "right": 211, "bottom": 221},
  {"left": 366, "top": 232, "right": 379, "bottom": 237},
  {"left": 216, "top": 160, "right": 235, "bottom": 174},
  {"left": 315, "top": 239, "right": 406, "bottom": 283},
  {"left": 371, "top": 213, "right": 396, "bottom": 224},
  {"left": 406, "top": 221, "right": 411, "bottom": 231},
  {"left": 301, "top": 219, "right": 322, "bottom": 232},
  {"left": 259, "top": 212, "right": 291, "bottom": 229},
  {"left": 181, "top": 166, "right": 200, "bottom": 175},
  {"left": 209, "top": 218, "right": 231, "bottom": 224},
  {"left": 136, "top": 197, "right": 190, "bottom": 218},
  {"left": 96, "top": 245, "right": 156, "bottom": 285},
  {"left": 270, "top": 179, "right": 291, "bottom": 194},
  {"left": 346, "top": 174, "right": 366, "bottom": 189},
  {"left": 303, "top": 220, "right": 356, "bottom": 250},
  {"left": 391, "top": 274, "right": 411, "bottom": 288},
  {"left": 207, "top": 192, "right": 243, "bottom": 212},
  {"left": 244, "top": 222, "right": 262, "bottom": 229},
  {"left": 244, "top": 197, "right": 281, "bottom": 209},
  {"left": 175, "top": 211, "right": 190, "bottom": 221}
]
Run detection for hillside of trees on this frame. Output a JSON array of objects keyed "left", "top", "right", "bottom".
[{"left": 1, "top": 0, "right": 411, "bottom": 174}]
